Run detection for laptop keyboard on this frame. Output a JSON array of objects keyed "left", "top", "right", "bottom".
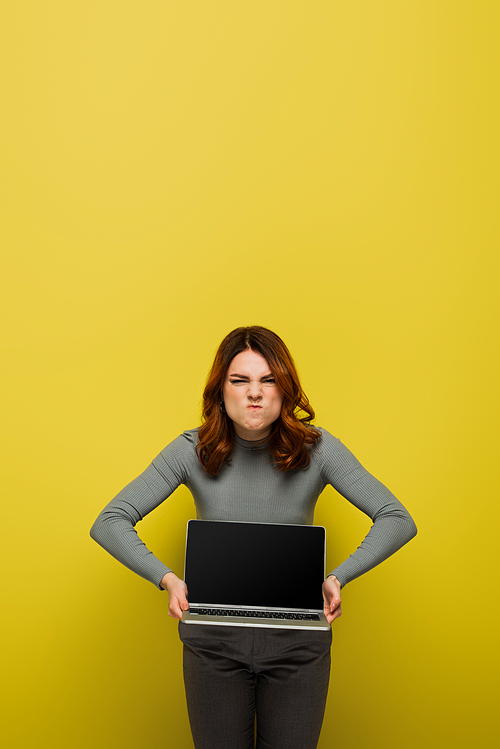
[{"left": 191, "top": 608, "right": 320, "bottom": 621}]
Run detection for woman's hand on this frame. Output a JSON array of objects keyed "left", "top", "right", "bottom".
[
  {"left": 160, "top": 572, "right": 189, "bottom": 620},
  {"left": 322, "top": 575, "right": 342, "bottom": 624}
]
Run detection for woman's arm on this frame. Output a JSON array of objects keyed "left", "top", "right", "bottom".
[
  {"left": 317, "top": 429, "right": 418, "bottom": 588},
  {"left": 90, "top": 432, "right": 196, "bottom": 589}
]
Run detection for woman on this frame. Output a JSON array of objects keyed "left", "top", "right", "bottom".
[{"left": 90, "top": 325, "right": 417, "bottom": 749}]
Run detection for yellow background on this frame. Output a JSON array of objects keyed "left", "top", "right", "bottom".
[{"left": 1, "top": 2, "right": 498, "bottom": 747}]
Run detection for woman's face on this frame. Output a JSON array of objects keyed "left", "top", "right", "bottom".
[{"left": 222, "top": 349, "right": 283, "bottom": 441}]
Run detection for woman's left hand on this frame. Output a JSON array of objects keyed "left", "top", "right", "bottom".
[{"left": 322, "top": 575, "right": 342, "bottom": 624}]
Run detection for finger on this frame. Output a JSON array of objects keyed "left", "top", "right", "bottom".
[
  {"left": 176, "top": 592, "right": 190, "bottom": 617},
  {"left": 168, "top": 593, "right": 187, "bottom": 620},
  {"left": 168, "top": 600, "right": 182, "bottom": 620},
  {"left": 325, "top": 604, "right": 342, "bottom": 624},
  {"left": 330, "top": 594, "right": 341, "bottom": 614},
  {"left": 323, "top": 592, "right": 341, "bottom": 613},
  {"left": 178, "top": 586, "right": 189, "bottom": 610}
]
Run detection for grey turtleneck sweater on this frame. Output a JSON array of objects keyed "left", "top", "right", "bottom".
[{"left": 90, "top": 427, "right": 417, "bottom": 589}]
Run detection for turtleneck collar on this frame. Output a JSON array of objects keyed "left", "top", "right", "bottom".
[{"left": 233, "top": 432, "right": 271, "bottom": 451}]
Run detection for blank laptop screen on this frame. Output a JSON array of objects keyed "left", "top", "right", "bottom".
[{"left": 185, "top": 520, "right": 326, "bottom": 611}]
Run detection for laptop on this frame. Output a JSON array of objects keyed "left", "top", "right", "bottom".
[{"left": 181, "top": 519, "right": 330, "bottom": 630}]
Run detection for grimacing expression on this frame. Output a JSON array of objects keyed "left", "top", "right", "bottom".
[{"left": 222, "top": 349, "right": 283, "bottom": 441}]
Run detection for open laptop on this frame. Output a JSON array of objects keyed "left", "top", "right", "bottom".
[{"left": 181, "top": 519, "right": 330, "bottom": 630}]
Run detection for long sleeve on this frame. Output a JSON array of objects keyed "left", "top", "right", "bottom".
[
  {"left": 91, "top": 426, "right": 417, "bottom": 592},
  {"left": 90, "top": 432, "right": 196, "bottom": 588},
  {"left": 317, "top": 430, "right": 417, "bottom": 588}
]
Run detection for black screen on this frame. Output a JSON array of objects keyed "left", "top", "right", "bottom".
[{"left": 184, "top": 520, "right": 326, "bottom": 610}]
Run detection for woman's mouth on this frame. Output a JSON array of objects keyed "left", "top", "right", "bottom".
[{"left": 247, "top": 405, "right": 262, "bottom": 410}]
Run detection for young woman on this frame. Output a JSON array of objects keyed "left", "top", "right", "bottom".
[{"left": 90, "top": 326, "right": 417, "bottom": 749}]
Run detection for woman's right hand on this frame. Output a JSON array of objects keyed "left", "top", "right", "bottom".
[{"left": 160, "top": 572, "right": 189, "bottom": 620}]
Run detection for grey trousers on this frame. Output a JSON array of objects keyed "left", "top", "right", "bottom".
[{"left": 178, "top": 622, "right": 332, "bottom": 749}]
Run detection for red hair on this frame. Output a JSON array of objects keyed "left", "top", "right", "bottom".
[{"left": 196, "top": 326, "right": 321, "bottom": 476}]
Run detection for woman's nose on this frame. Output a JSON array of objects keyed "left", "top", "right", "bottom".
[{"left": 248, "top": 381, "right": 263, "bottom": 398}]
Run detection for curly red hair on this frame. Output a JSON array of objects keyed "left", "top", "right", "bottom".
[{"left": 196, "top": 326, "right": 321, "bottom": 476}]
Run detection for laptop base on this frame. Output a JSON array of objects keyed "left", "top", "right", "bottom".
[{"left": 182, "top": 611, "right": 331, "bottom": 631}]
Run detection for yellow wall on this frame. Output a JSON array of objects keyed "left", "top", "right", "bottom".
[{"left": 2, "top": 2, "right": 498, "bottom": 747}]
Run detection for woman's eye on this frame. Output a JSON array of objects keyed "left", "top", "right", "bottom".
[{"left": 229, "top": 379, "right": 275, "bottom": 385}]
